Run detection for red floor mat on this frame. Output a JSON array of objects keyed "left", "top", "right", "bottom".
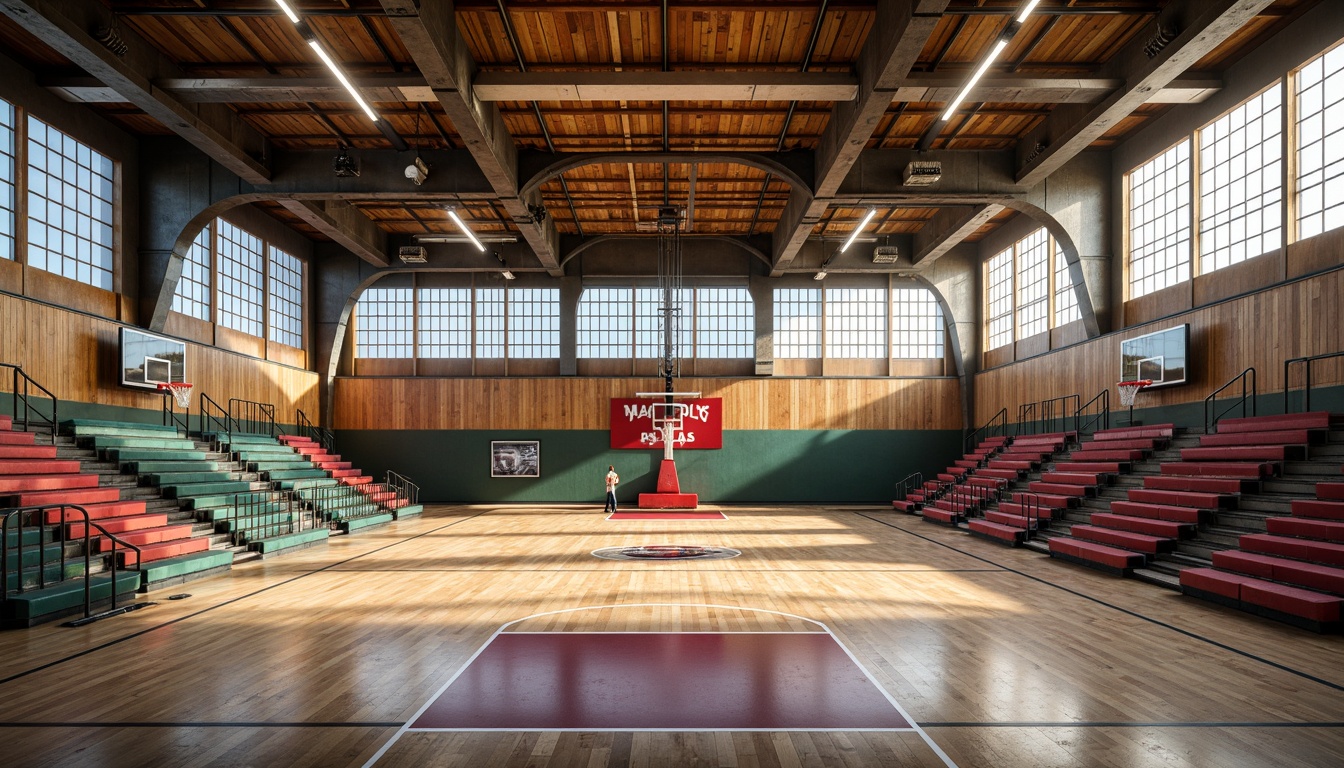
[{"left": 608, "top": 511, "right": 726, "bottom": 520}]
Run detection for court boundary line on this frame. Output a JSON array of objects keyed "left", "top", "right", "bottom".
[
  {"left": 857, "top": 512, "right": 1344, "bottom": 693},
  {"left": 1, "top": 720, "right": 1341, "bottom": 730},
  {"left": 360, "top": 602, "right": 958, "bottom": 768},
  {"left": 0, "top": 509, "right": 496, "bottom": 687}
]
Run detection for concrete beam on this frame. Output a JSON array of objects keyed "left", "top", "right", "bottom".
[
  {"left": 276, "top": 200, "right": 390, "bottom": 268},
  {"left": 771, "top": 0, "right": 950, "bottom": 275},
  {"left": 0, "top": 0, "right": 271, "bottom": 184},
  {"left": 1015, "top": 0, "right": 1276, "bottom": 186},
  {"left": 912, "top": 204, "right": 1004, "bottom": 266},
  {"left": 380, "top": 0, "right": 561, "bottom": 274},
  {"left": 833, "top": 148, "right": 1028, "bottom": 202},
  {"left": 891, "top": 74, "right": 1221, "bottom": 105},
  {"left": 42, "top": 72, "right": 1219, "bottom": 107}
]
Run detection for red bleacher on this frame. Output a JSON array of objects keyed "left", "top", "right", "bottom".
[
  {"left": 278, "top": 435, "right": 374, "bottom": 486},
  {"left": 1179, "top": 431, "right": 1344, "bottom": 632}
]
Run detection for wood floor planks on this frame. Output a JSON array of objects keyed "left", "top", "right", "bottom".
[{"left": 0, "top": 505, "right": 1342, "bottom": 767}]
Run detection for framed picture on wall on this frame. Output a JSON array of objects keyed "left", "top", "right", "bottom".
[{"left": 491, "top": 441, "right": 540, "bottom": 478}]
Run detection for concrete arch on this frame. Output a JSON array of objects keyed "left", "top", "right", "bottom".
[
  {"left": 999, "top": 198, "right": 1102, "bottom": 338},
  {"left": 900, "top": 273, "right": 972, "bottom": 436},
  {"left": 520, "top": 152, "right": 811, "bottom": 200},
  {"left": 560, "top": 235, "right": 771, "bottom": 269}
]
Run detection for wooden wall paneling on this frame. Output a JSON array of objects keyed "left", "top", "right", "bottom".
[
  {"left": 1286, "top": 226, "right": 1344, "bottom": 278},
  {"left": 1192, "top": 250, "right": 1283, "bottom": 308},
  {"left": 974, "top": 268, "right": 1344, "bottom": 424},
  {"left": 163, "top": 312, "right": 213, "bottom": 346},
  {"left": 331, "top": 376, "right": 963, "bottom": 432},
  {"left": 0, "top": 259, "right": 20, "bottom": 295},
  {"left": 214, "top": 325, "right": 265, "bottom": 359},
  {"left": 23, "top": 268, "right": 117, "bottom": 319},
  {"left": 0, "top": 293, "right": 319, "bottom": 418},
  {"left": 267, "top": 340, "right": 306, "bottom": 370},
  {"left": 1123, "top": 280, "right": 1194, "bottom": 327}
]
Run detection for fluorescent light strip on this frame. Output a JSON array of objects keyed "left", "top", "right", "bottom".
[
  {"left": 1016, "top": 0, "right": 1043, "bottom": 24},
  {"left": 307, "top": 40, "right": 379, "bottom": 123},
  {"left": 839, "top": 208, "right": 878, "bottom": 253},
  {"left": 941, "top": 38, "right": 1009, "bottom": 123},
  {"left": 273, "top": 0, "right": 302, "bottom": 24},
  {"left": 447, "top": 209, "right": 486, "bottom": 252}
]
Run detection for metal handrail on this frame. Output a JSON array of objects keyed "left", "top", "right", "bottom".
[
  {"left": 1204, "top": 367, "right": 1257, "bottom": 434},
  {"left": 1014, "top": 491, "right": 1043, "bottom": 534},
  {"left": 965, "top": 408, "right": 1008, "bottom": 453},
  {"left": 1039, "top": 394, "right": 1080, "bottom": 437},
  {"left": 229, "top": 398, "right": 276, "bottom": 438},
  {"left": 210, "top": 491, "right": 301, "bottom": 547},
  {"left": 895, "top": 471, "right": 923, "bottom": 504},
  {"left": 1016, "top": 402, "right": 1037, "bottom": 436},
  {"left": 2, "top": 504, "right": 142, "bottom": 620},
  {"left": 200, "top": 392, "right": 230, "bottom": 443},
  {"left": 303, "top": 484, "right": 385, "bottom": 528},
  {"left": 0, "top": 363, "right": 57, "bottom": 445},
  {"left": 296, "top": 409, "right": 335, "bottom": 453},
  {"left": 161, "top": 390, "right": 190, "bottom": 436},
  {"left": 385, "top": 471, "right": 419, "bottom": 507},
  {"left": 1075, "top": 389, "right": 1111, "bottom": 436},
  {"left": 1284, "top": 351, "right": 1344, "bottom": 414}
]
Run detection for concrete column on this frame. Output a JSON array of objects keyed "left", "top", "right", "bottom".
[
  {"left": 559, "top": 276, "right": 581, "bottom": 375},
  {"left": 749, "top": 274, "right": 774, "bottom": 375}
]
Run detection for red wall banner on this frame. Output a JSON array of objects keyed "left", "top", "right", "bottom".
[{"left": 610, "top": 398, "right": 723, "bottom": 449}]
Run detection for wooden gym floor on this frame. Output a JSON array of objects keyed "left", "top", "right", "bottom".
[{"left": 1, "top": 505, "right": 1343, "bottom": 767}]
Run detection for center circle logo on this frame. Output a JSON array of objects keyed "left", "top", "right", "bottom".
[{"left": 592, "top": 544, "right": 741, "bottom": 561}]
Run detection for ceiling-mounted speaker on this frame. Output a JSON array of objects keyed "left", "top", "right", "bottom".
[
  {"left": 902, "top": 161, "right": 942, "bottom": 187},
  {"left": 872, "top": 245, "right": 901, "bottom": 264}
]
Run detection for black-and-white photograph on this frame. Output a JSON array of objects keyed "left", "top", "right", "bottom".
[{"left": 491, "top": 441, "right": 539, "bottom": 478}]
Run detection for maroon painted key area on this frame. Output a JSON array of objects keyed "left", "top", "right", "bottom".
[
  {"left": 411, "top": 632, "right": 911, "bottom": 730},
  {"left": 608, "top": 511, "right": 727, "bottom": 520}
]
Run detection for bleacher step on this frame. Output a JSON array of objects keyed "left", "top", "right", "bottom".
[{"left": 137, "top": 550, "right": 235, "bottom": 591}]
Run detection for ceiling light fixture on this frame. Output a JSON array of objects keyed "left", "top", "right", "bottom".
[
  {"left": 447, "top": 208, "right": 486, "bottom": 252},
  {"left": 1015, "top": 0, "right": 1043, "bottom": 23},
  {"left": 494, "top": 251, "right": 516, "bottom": 280},
  {"left": 308, "top": 40, "right": 379, "bottom": 122},
  {"left": 942, "top": 38, "right": 1009, "bottom": 122},
  {"left": 839, "top": 208, "right": 878, "bottom": 253},
  {"left": 272, "top": 0, "right": 302, "bottom": 24},
  {"left": 813, "top": 270, "right": 828, "bottom": 281}
]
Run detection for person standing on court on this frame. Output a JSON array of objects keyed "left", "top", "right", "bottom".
[{"left": 604, "top": 465, "right": 620, "bottom": 513}]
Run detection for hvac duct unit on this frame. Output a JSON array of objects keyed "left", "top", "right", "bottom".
[
  {"left": 902, "top": 161, "right": 942, "bottom": 187},
  {"left": 398, "top": 246, "right": 428, "bottom": 264},
  {"left": 872, "top": 246, "right": 901, "bottom": 264}
]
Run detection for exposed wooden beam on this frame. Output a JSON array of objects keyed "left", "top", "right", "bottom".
[
  {"left": 378, "top": 0, "right": 561, "bottom": 274},
  {"left": 276, "top": 199, "right": 390, "bottom": 267},
  {"left": 770, "top": 0, "right": 951, "bottom": 276},
  {"left": 1, "top": 0, "right": 271, "bottom": 183},
  {"left": 1016, "top": 0, "right": 1276, "bottom": 186},
  {"left": 911, "top": 204, "right": 1004, "bottom": 265}
]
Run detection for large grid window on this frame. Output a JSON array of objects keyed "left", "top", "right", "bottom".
[
  {"left": 216, "top": 220, "right": 265, "bottom": 338},
  {"left": 1015, "top": 229, "right": 1050, "bottom": 338},
  {"left": 418, "top": 288, "right": 474, "bottom": 358},
  {"left": 891, "top": 288, "right": 944, "bottom": 359},
  {"left": 986, "top": 248, "right": 1014, "bottom": 350},
  {"left": 170, "top": 225, "right": 212, "bottom": 321},
  {"left": 267, "top": 246, "right": 303, "bottom": 348},
  {"left": 634, "top": 288, "right": 693, "bottom": 359},
  {"left": 1296, "top": 42, "right": 1344, "bottom": 239},
  {"left": 507, "top": 288, "right": 559, "bottom": 358},
  {"left": 1054, "top": 250, "right": 1081, "bottom": 326},
  {"left": 0, "top": 99, "right": 14, "bottom": 261},
  {"left": 694, "top": 287, "right": 753, "bottom": 358},
  {"left": 474, "top": 288, "right": 506, "bottom": 359},
  {"left": 354, "top": 288, "right": 413, "bottom": 358},
  {"left": 577, "top": 287, "right": 635, "bottom": 358},
  {"left": 1127, "top": 140, "right": 1192, "bottom": 299},
  {"left": 26, "top": 117, "right": 115, "bottom": 290},
  {"left": 825, "top": 287, "right": 887, "bottom": 358},
  {"left": 1200, "top": 85, "right": 1283, "bottom": 272},
  {"left": 773, "top": 287, "right": 821, "bottom": 358}
]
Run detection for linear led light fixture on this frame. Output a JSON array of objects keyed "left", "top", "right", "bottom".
[
  {"left": 1016, "top": 0, "right": 1043, "bottom": 23},
  {"left": 941, "top": 38, "right": 1009, "bottom": 122},
  {"left": 414, "top": 234, "right": 519, "bottom": 244},
  {"left": 839, "top": 208, "right": 878, "bottom": 253},
  {"left": 447, "top": 208, "right": 486, "bottom": 252},
  {"left": 273, "top": 0, "right": 302, "bottom": 24},
  {"left": 308, "top": 41, "right": 379, "bottom": 123}
]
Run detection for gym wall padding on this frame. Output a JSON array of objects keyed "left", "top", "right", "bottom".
[{"left": 332, "top": 429, "right": 963, "bottom": 504}]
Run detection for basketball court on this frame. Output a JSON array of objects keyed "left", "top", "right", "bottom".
[{"left": 1, "top": 504, "right": 1340, "bottom": 767}]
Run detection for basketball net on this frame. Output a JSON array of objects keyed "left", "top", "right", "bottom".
[
  {"left": 1116, "top": 379, "right": 1151, "bottom": 408},
  {"left": 158, "top": 382, "right": 194, "bottom": 409}
]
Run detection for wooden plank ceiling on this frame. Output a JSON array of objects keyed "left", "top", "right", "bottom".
[{"left": 0, "top": 0, "right": 1317, "bottom": 244}]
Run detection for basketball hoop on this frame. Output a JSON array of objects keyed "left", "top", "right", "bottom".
[
  {"left": 158, "top": 382, "right": 194, "bottom": 409},
  {"left": 1116, "top": 379, "right": 1152, "bottom": 408}
]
